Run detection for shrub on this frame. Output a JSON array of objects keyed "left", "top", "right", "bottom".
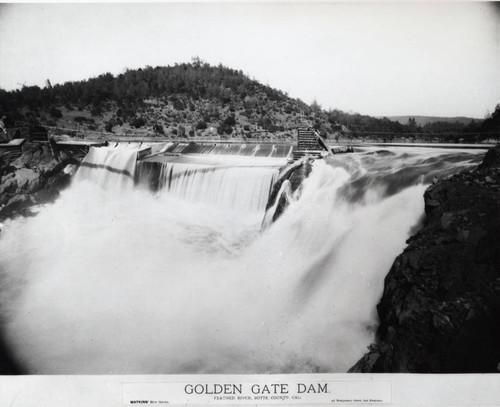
[
  {"left": 269, "top": 124, "right": 284, "bottom": 132},
  {"left": 178, "top": 125, "right": 186, "bottom": 137},
  {"left": 244, "top": 96, "right": 258, "bottom": 109},
  {"left": 257, "top": 116, "right": 272, "bottom": 129},
  {"left": 90, "top": 104, "right": 102, "bottom": 116},
  {"left": 217, "top": 123, "right": 233, "bottom": 135},
  {"left": 196, "top": 120, "right": 207, "bottom": 130},
  {"left": 153, "top": 124, "right": 164, "bottom": 134},
  {"left": 224, "top": 115, "right": 236, "bottom": 126},
  {"left": 219, "top": 93, "right": 231, "bottom": 105},
  {"left": 130, "top": 116, "right": 146, "bottom": 128},
  {"left": 49, "top": 107, "right": 63, "bottom": 119},
  {"left": 104, "top": 121, "right": 114, "bottom": 133},
  {"left": 171, "top": 97, "right": 185, "bottom": 110}
]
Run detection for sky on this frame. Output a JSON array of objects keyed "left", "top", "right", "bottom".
[{"left": 0, "top": 2, "right": 499, "bottom": 118}]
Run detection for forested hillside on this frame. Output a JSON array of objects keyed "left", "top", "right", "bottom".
[{"left": 0, "top": 60, "right": 497, "bottom": 142}]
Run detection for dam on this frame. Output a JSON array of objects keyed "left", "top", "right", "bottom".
[
  {"left": 74, "top": 127, "right": 339, "bottom": 214},
  {"left": 0, "top": 136, "right": 488, "bottom": 374}
]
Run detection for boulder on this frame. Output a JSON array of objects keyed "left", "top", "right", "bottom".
[
  {"left": 478, "top": 144, "right": 500, "bottom": 170},
  {"left": 14, "top": 168, "right": 41, "bottom": 192}
]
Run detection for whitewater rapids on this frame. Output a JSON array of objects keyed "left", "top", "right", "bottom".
[{"left": 0, "top": 145, "right": 485, "bottom": 374}]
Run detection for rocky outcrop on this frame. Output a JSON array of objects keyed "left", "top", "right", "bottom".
[
  {"left": 350, "top": 145, "right": 500, "bottom": 373},
  {"left": 262, "top": 157, "right": 313, "bottom": 227},
  {"left": 0, "top": 142, "right": 79, "bottom": 222}
]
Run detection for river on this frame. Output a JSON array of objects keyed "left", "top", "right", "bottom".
[{"left": 0, "top": 143, "right": 487, "bottom": 374}]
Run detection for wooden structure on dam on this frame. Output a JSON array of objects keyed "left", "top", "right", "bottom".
[{"left": 293, "top": 127, "right": 353, "bottom": 160}]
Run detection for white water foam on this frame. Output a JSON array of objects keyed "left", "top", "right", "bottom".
[{"left": 0, "top": 146, "right": 483, "bottom": 374}]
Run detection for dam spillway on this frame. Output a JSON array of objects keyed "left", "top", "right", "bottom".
[
  {"left": 0, "top": 142, "right": 488, "bottom": 374},
  {"left": 77, "top": 141, "right": 291, "bottom": 213}
]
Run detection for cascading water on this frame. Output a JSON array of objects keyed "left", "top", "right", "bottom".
[
  {"left": 136, "top": 161, "right": 278, "bottom": 213},
  {"left": 0, "top": 144, "right": 486, "bottom": 374},
  {"left": 75, "top": 144, "right": 139, "bottom": 190}
]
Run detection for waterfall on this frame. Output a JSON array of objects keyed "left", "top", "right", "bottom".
[
  {"left": 71, "top": 145, "right": 279, "bottom": 213},
  {"left": 0, "top": 144, "right": 486, "bottom": 374},
  {"left": 74, "top": 145, "right": 139, "bottom": 190},
  {"left": 137, "top": 161, "right": 278, "bottom": 213}
]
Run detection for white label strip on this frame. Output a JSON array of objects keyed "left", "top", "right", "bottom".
[{"left": 123, "top": 380, "right": 392, "bottom": 405}]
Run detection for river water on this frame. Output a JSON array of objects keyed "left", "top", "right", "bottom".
[{"left": 0, "top": 144, "right": 487, "bottom": 374}]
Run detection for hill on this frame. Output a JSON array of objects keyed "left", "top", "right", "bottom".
[
  {"left": 0, "top": 61, "right": 314, "bottom": 141},
  {"left": 0, "top": 60, "right": 498, "bottom": 143}
]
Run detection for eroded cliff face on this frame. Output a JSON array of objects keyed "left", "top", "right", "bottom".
[{"left": 350, "top": 145, "right": 500, "bottom": 373}]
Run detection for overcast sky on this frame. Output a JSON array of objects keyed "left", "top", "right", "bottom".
[{"left": 0, "top": 2, "right": 499, "bottom": 118}]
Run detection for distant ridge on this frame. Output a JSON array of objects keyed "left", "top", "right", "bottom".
[{"left": 381, "top": 115, "right": 480, "bottom": 126}]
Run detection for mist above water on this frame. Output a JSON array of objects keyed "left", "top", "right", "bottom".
[{"left": 0, "top": 145, "right": 485, "bottom": 374}]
